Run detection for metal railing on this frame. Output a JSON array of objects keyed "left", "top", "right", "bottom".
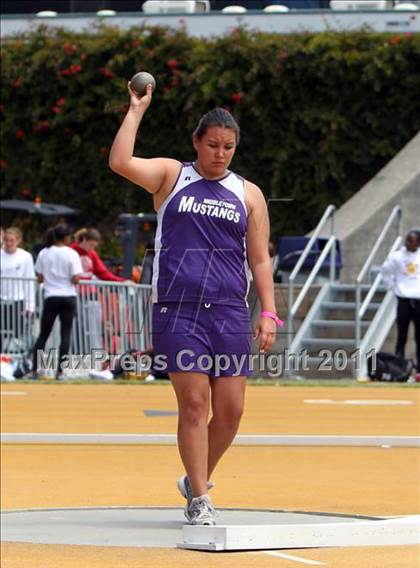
[
  {"left": 355, "top": 205, "right": 402, "bottom": 347},
  {"left": 287, "top": 204, "right": 337, "bottom": 351},
  {"left": 0, "top": 277, "right": 39, "bottom": 354},
  {"left": 0, "top": 278, "right": 153, "bottom": 359}
]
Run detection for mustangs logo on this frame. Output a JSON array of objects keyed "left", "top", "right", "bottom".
[{"left": 178, "top": 195, "right": 241, "bottom": 224}]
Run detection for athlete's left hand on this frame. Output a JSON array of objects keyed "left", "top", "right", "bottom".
[{"left": 254, "top": 317, "right": 277, "bottom": 352}]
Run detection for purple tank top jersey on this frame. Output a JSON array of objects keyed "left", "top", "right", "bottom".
[{"left": 152, "top": 163, "right": 250, "bottom": 306}]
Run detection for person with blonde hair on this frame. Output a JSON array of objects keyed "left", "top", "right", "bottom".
[{"left": 1, "top": 227, "right": 36, "bottom": 353}]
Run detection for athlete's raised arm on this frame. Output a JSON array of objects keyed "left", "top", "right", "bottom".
[{"left": 109, "top": 82, "right": 180, "bottom": 194}]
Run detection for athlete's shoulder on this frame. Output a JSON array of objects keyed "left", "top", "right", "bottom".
[
  {"left": 244, "top": 179, "right": 262, "bottom": 192},
  {"left": 244, "top": 179, "right": 265, "bottom": 201},
  {"left": 157, "top": 159, "right": 186, "bottom": 195},
  {"left": 162, "top": 158, "right": 183, "bottom": 177},
  {"left": 243, "top": 180, "right": 267, "bottom": 216}
]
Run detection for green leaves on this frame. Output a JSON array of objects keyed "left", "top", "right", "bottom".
[{"left": 1, "top": 26, "right": 419, "bottom": 239}]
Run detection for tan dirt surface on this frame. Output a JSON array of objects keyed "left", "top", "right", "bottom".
[
  {"left": 1, "top": 384, "right": 419, "bottom": 567},
  {"left": 1, "top": 543, "right": 419, "bottom": 568},
  {"left": 1, "top": 383, "right": 419, "bottom": 435}
]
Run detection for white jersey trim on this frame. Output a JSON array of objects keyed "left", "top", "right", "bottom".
[
  {"left": 218, "top": 173, "right": 248, "bottom": 216},
  {"left": 152, "top": 164, "right": 200, "bottom": 302}
]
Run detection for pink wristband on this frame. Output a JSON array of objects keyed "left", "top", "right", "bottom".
[{"left": 261, "top": 311, "right": 284, "bottom": 327}]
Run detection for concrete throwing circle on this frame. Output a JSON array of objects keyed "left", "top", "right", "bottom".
[{"left": 1, "top": 507, "right": 376, "bottom": 548}]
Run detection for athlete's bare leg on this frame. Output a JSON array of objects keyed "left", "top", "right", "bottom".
[
  {"left": 207, "top": 375, "right": 246, "bottom": 478},
  {"left": 170, "top": 372, "right": 210, "bottom": 497}
]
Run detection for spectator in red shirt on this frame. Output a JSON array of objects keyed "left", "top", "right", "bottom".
[
  {"left": 71, "top": 228, "right": 127, "bottom": 356},
  {"left": 71, "top": 228, "right": 125, "bottom": 282}
]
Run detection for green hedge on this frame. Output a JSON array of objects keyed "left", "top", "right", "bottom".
[{"left": 1, "top": 25, "right": 419, "bottom": 237}]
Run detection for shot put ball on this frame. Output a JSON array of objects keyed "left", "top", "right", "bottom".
[{"left": 130, "top": 71, "right": 156, "bottom": 96}]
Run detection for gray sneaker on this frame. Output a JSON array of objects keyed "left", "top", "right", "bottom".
[
  {"left": 177, "top": 476, "right": 214, "bottom": 521},
  {"left": 187, "top": 494, "right": 216, "bottom": 526}
]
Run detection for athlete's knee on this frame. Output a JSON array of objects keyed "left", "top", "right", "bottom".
[
  {"left": 179, "top": 394, "right": 209, "bottom": 426},
  {"left": 212, "top": 403, "right": 244, "bottom": 429}
]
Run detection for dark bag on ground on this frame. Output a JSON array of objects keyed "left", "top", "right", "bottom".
[{"left": 367, "top": 351, "right": 414, "bottom": 382}]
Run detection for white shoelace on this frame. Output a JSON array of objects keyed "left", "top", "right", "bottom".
[{"left": 189, "top": 496, "right": 216, "bottom": 523}]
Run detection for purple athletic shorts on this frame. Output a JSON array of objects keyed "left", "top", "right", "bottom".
[{"left": 152, "top": 302, "right": 252, "bottom": 378}]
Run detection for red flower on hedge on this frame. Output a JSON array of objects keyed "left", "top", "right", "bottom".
[
  {"left": 12, "top": 78, "right": 22, "bottom": 88},
  {"left": 61, "top": 64, "right": 82, "bottom": 76},
  {"left": 167, "top": 59, "right": 178, "bottom": 69},
  {"left": 63, "top": 43, "right": 77, "bottom": 55},
  {"left": 15, "top": 129, "right": 25, "bottom": 140},
  {"left": 171, "top": 78, "right": 180, "bottom": 87},
  {"left": 52, "top": 105, "right": 64, "bottom": 114},
  {"left": 231, "top": 92, "right": 243, "bottom": 104},
  {"left": 99, "top": 67, "right": 113, "bottom": 78},
  {"left": 390, "top": 35, "right": 401, "bottom": 45},
  {"left": 131, "top": 39, "right": 141, "bottom": 48},
  {"left": 80, "top": 53, "right": 87, "bottom": 61},
  {"left": 56, "top": 98, "right": 66, "bottom": 106},
  {"left": 33, "top": 121, "right": 51, "bottom": 133},
  {"left": 70, "top": 64, "right": 82, "bottom": 74},
  {"left": 0, "top": 159, "right": 8, "bottom": 169}
]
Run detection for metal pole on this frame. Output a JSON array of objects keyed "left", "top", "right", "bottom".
[
  {"left": 329, "top": 211, "right": 336, "bottom": 282},
  {"left": 287, "top": 280, "right": 293, "bottom": 352},
  {"left": 355, "top": 283, "right": 361, "bottom": 348}
]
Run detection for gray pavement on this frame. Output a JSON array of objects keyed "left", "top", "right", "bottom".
[{"left": 1, "top": 507, "right": 368, "bottom": 548}]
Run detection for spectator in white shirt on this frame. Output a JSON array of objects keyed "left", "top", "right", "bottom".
[
  {"left": 381, "top": 229, "right": 420, "bottom": 375},
  {"left": 32, "top": 224, "right": 84, "bottom": 379},
  {"left": 0, "top": 227, "right": 36, "bottom": 352}
]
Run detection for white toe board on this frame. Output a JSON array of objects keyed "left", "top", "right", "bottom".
[{"left": 178, "top": 515, "right": 420, "bottom": 551}]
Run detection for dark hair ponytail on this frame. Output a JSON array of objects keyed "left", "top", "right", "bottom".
[
  {"left": 193, "top": 107, "right": 240, "bottom": 143},
  {"left": 45, "top": 223, "right": 71, "bottom": 247}
]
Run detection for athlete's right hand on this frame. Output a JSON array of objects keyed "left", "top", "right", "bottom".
[{"left": 128, "top": 82, "right": 153, "bottom": 113}]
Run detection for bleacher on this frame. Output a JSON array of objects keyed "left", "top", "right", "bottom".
[{"left": 1, "top": 0, "right": 419, "bottom": 37}]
